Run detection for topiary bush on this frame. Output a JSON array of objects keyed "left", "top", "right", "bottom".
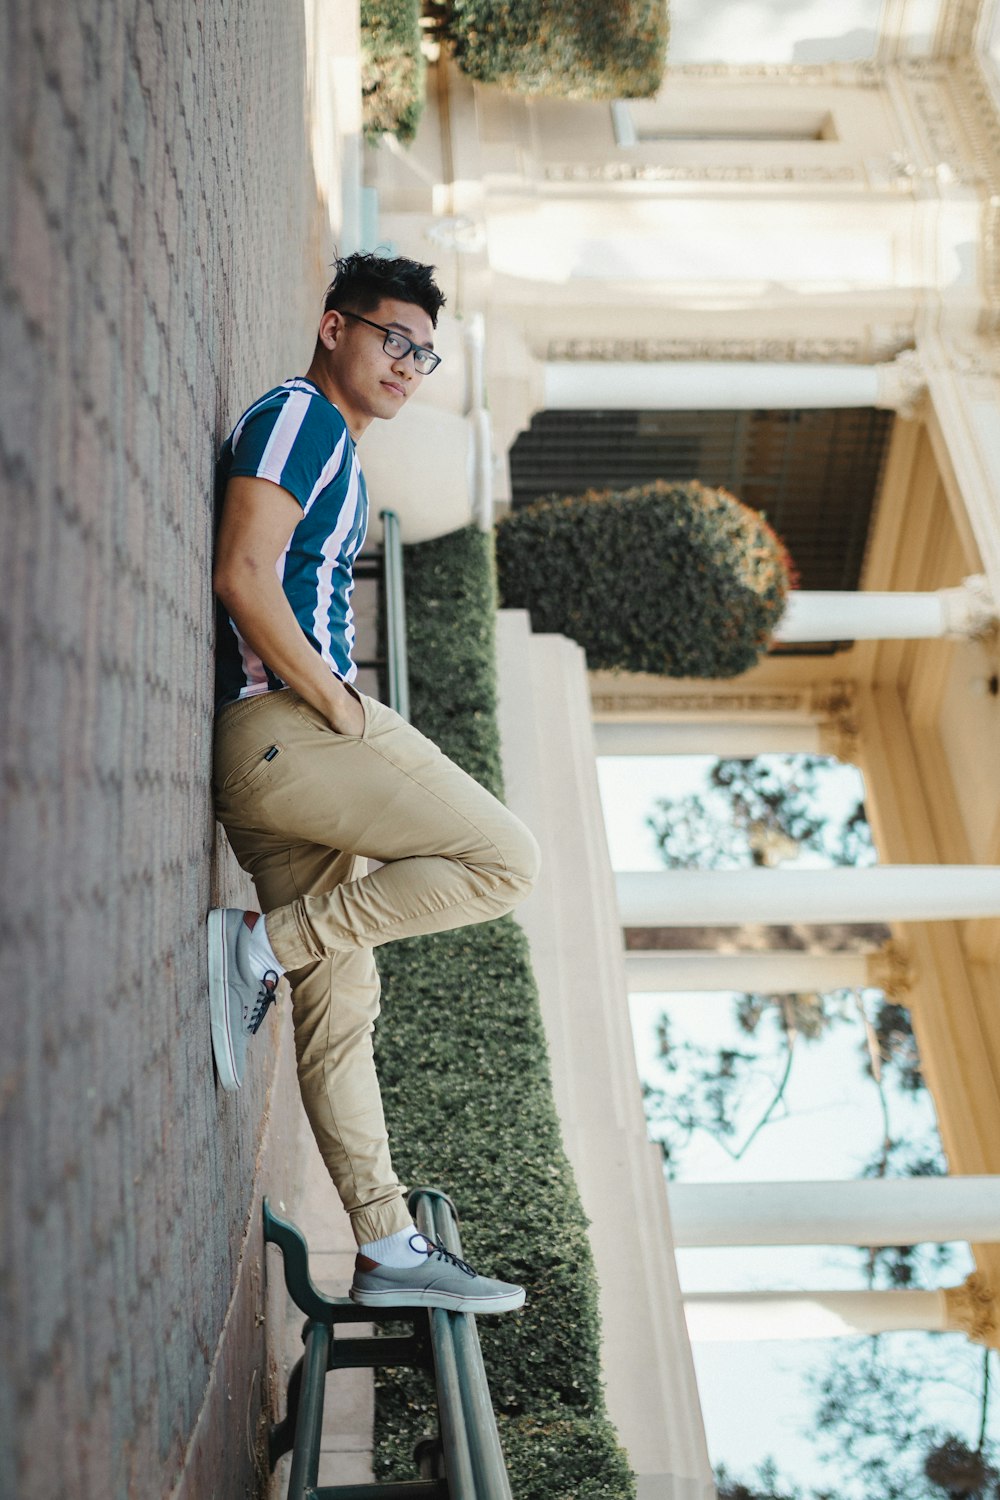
[
  {"left": 361, "top": 0, "right": 425, "bottom": 142},
  {"left": 443, "top": 0, "right": 669, "bottom": 99},
  {"left": 373, "top": 526, "right": 635, "bottom": 1500},
  {"left": 496, "top": 479, "right": 794, "bottom": 678}
]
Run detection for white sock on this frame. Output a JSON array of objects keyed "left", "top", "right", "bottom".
[
  {"left": 246, "top": 914, "right": 285, "bottom": 981},
  {"left": 359, "top": 1226, "right": 431, "bottom": 1267}
]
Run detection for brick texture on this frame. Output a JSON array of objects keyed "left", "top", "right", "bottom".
[{"left": 0, "top": 2, "right": 328, "bottom": 1495}]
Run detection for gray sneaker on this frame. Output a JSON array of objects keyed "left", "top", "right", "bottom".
[
  {"left": 207, "top": 908, "right": 279, "bottom": 1092},
  {"left": 350, "top": 1237, "right": 526, "bottom": 1314}
]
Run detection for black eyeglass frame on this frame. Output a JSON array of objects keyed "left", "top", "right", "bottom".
[{"left": 339, "top": 311, "right": 442, "bottom": 374}]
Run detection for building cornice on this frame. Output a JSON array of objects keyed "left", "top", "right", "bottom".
[
  {"left": 667, "top": 61, "right": 886, "bottom": 87},
  {"left": 545, "top": 332, "right": 916, "bottom": 365}
]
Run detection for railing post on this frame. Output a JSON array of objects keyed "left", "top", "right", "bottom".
[
  {"left": 380, "top": 509, "right": 410, "bottom": 722},
  {"left": 409, "top": 1189, "right": 515, "bottom": 1500},
  {"left": 286, "top": 1320, "right": 332, "bottom": 1500}
]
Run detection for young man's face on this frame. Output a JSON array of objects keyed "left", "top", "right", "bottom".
[{"left": 324, "top": 297, "right": 436, "bottom": 431}]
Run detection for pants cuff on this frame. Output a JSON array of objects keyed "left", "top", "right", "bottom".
[
  {"left": 350, "top": 1194, "right": 413, "bottom": 1247},
  {"left": 265, "top": 901, "right": 314, "bottom": 971}
]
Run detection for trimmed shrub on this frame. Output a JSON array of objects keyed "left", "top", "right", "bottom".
[
  {"left": 444, "top": 0, "right": 668, "bottom": 99},
  {"left": 496, "top": 479, "right": 794, "bottom": 678},
  {"left": 374, "top": 526, "right": 635, "bottom": 1499},
  {"left": 361, "top": 0, "right": 425, "bottom": 143}
]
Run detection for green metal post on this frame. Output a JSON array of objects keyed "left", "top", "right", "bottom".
[
  {"left": 380, "top": 509, "right": 410, "bottom": 722},
  {"left": 286, "top": 1320, "right": 331, "bottom": 1500}
]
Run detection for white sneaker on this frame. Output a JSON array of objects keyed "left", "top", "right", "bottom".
[
  {"left": 350, "top": 1237, "right": 526, "bottom": 1314},
  {"left": 207, "top": 909, "right": 278, "bottom": 1091}
]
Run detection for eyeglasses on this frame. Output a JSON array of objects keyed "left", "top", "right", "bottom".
[{"left": 340, "top": 311, "right": 442, "bottom": 375}]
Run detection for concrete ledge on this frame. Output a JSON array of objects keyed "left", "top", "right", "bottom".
[{"left": 494, "top": 611, "right": 716, "bottom": 1500}]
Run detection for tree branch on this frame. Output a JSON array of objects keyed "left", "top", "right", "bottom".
[
  {"left": 725, "top": 1012, "right": 798, "bottom": 1162},
  {"left": 978, "top": 1346, "right": 992, "bottom": 1452}
]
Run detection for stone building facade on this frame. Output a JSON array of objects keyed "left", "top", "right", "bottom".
[{"left": 367, "top": 0, "right": 1000, "bottom": 1489}]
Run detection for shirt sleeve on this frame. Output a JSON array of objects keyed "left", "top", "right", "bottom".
[{"left": 228, "top": 391, "right": 349, "bottom": 510}]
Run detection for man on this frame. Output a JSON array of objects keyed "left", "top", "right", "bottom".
[{"left": 207, "top": 252, "right": 539, "bottom": 1313}]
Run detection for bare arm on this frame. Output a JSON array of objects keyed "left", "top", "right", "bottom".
[{"left": 213, "top": 475, "right": 364, "bottom": 735}]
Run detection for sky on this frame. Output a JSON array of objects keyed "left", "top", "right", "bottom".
[
  {"left": 597, "top": 753, "right": 992, "bottom": 1493},
  {"left": 665, "top": 0, "right": 885, "bottom": 66}
]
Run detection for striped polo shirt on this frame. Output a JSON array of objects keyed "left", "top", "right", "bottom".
[{"left": 214, "top": 378, "right": 369, "bottom": 711}]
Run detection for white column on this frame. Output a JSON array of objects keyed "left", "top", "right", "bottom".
[
  {"left": 543, "top": 362, "right": 880, "bottom": 411},
  {"left": 625, "top": 949, "right": 869, "bottom": 994},
  {"left": 593, "top": 720, "right": 823, "bottom": 757},
  {"left": 683, "top": 1290, "right": 947, "bottom": 1342},
  {"left": 774, "top": 577, "right": 995, "bottom": 641},
  {"left": 616, "top": 866, "right": 1000, "bottom": 927},
  {"left": 667, "top": 1177, "right": 1000, "bottom": 1248}
]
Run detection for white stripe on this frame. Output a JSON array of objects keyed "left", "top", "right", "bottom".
[
  {"left": 231, "top": 387, "right": 286, "bottom": 451},
  {"left": 302, "top": 432, "right": 347, "bottom": 519},
  {"left": 231, "top": 616, "right": 271, "bottom": 695},
  {"left": 257, "top": 389, "right": 312, "bottom": 483},
  {"left": 311, "top": 453, "right": 361, "bottom": 664}
]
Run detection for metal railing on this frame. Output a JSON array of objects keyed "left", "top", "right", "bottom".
[
  {"left": 380, "top": 509, "right": 410, "bottom": 721},
  {"left": 353, "top": 507, "right": 410, "bottom": 722},
  {"left": 263, "top": 1188, "right": 512, "bottom": 1500},
  {"left": 409, "top": 1190, "right": 514, "bottom": 1500}
]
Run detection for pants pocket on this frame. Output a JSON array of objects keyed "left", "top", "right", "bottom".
[{"left": 215, "top": 741, "right": 283, "bottom": 797}]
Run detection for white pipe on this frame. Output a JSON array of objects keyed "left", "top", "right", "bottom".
[
  {"left": 543, "top": 361, "right": 880, "bottom": 411},
  {"left": 775, "top": 591, "right": 946, "bottom": 641},
  {"left": 625, "top": 949, "right": 869, "bottom": 994},
  {"left": 594, "top": 721, "right": 823, "bottom": 757},
  {"left": 616, "top": 866, "right": 1000, "bottom": 927},
  {"left": 683, "top": 1289, "right": 948, "bottom": 1342},
  {"left": 668, "top": 1177, "right": 1000, "bottom": 1248}
]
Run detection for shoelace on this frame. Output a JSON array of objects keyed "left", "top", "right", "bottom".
[
  {"left": 248, "top": 971, "right": 279, "bottom": 1035},
  {"left": 415, "top": 1236, "right": 476, "bottom": 1279}
]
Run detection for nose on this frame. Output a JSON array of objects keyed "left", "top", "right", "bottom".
[{"left": 390, "top": 346, "right": 420, "bottom": 377}]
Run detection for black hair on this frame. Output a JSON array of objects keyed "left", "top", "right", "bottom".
[{"left": 322, "top": 250, "right": 446, "bottom": 327}]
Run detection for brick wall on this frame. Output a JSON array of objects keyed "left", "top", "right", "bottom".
[{"left": 0, "top": 2, "right": 328, "bottom": 1494}]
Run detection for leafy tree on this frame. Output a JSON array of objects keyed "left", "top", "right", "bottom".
[
  {"left": 716, "top": 1457, "right": 803, "bottom": 1499},
  {"left": 867, "top": 998, "right": 925, "bottom": 1092},
  {"left": 496, "top": 482, "right": 792, "bottom": 678},
  {"left": 647, "top": 755, "right": 874, "bottom": 871},
  {"left": 360, "top": 0, "right": 425, "bottom": 141},
  {"left": 640, "top": 755, "right": 932, "bottom": 1178},
  {"left": 811, "top": 1342, "right": 997, "bottom": 1500},
  {"left": 645, "top": 996, "right": 845, "bottom": 1173},
  {"left": 924, "top": 1435, "right": 1000, "bottom": 1498},
  {"left": 441, "top": 0, "right": 670, "bottom": 99}
]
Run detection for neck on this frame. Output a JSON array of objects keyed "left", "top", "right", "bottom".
[{"left": 303, "top": 359, "right": 370, "bottom": 441}]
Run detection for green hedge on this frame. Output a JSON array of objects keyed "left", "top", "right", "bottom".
[
  {"left": 373, "top": 526, "right": 635, "bottom": 1498},
  {"left": 496, "top": 479, "right": 793, "bottom": 678},
  {"left": 444, "top": 0, "right": 669, "bottom": 99},
  {"left": 360, "top": 0, "right": 425, "bottom": 142}
]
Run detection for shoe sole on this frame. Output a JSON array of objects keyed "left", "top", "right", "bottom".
[
  {"left": 207, "top": 910, "right": 241, "bottom": 1092},
  {"left": 349, "top": 1286, "right": 525, "bottom": 1314}
]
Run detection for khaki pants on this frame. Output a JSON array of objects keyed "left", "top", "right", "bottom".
[{"left": 213, "top": 687, "right": 540, "bottom": 1244}]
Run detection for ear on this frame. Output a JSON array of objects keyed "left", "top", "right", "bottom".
[{"left": 318, "top": 309, "right": 343, "bottom": 351}]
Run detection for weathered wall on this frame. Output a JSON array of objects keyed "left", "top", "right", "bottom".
[{"left": 0, "top": 1, "right": 327, "bottom": 1495}]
